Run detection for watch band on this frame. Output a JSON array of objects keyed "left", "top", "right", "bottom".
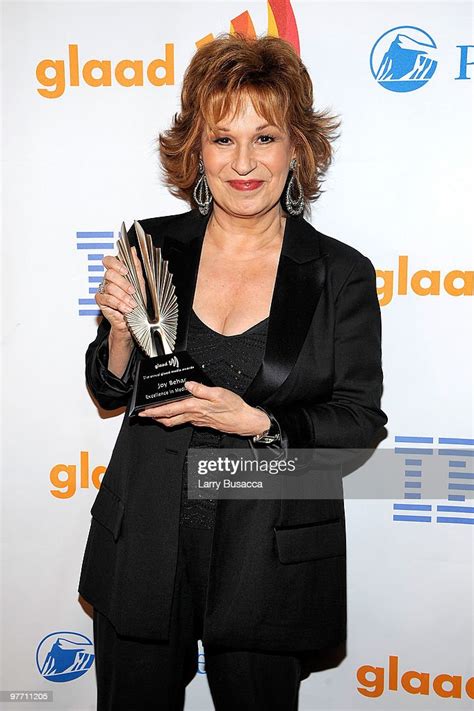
[{"left": 252, "top": 406, "right": 282, "bottom": 444}]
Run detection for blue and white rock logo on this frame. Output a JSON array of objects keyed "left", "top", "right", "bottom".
[
  {"left": 36, "top": 631, "right": 94, "bottom": 683},
  {"left": 371, "top": 26, "right": 438, "bottom": 92}
]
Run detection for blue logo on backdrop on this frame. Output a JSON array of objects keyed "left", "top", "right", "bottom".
[
  {"left": 36, "top": 632, "right": 94, "bottom": 682},
  {"left": 393, "top": 436, "right": 474, "bottom": 525},
  {"left": 370, "top": 26, "right": 438, "bottom": 92},
  {"left": 77, "top": 230, "right": 115, "bottom": 316}
]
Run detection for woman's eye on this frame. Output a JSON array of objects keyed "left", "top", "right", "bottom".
[
  {"left": 257, "top": 134, "right": 275, "bottom": 144},
  {"left": 213, "top": 134, "right": 276, "bottom": 145}
]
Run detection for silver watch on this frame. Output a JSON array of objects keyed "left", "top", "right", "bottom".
[{"left": 252, "top": 406, "right": 281, "bottom": 444}]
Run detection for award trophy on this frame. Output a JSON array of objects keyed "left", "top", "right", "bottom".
[{"left": 117, "top": 220, "right": 213, "bottom": 416}]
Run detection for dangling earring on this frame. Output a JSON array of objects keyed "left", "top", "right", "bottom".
[
  {"left": 193, "top": 157, "right": 213, "bottom": 215},
  {"left": 285, "top": 158, "right": 304, "bottom": 216}
]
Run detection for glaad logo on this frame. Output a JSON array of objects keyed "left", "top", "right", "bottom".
[
  {"left": 376, "top": 256, "right": 473, "bottom": 306},
  {"left": 357, "top": 654, "right": 474, "bottom": 700},
  {"left": 154, "top": 355, "right": 179, "bottom": 369},
  {"left": 370, "top": 26, "right": 438, "bottom": 92},
  {"left": 36, "top": 1, "right": 300, "bottom": 98},
  {"left": 198, "top": 0, "right": 299, "bottom": 54},
  {"left": 36, "top": 43, "right": 174, "bottom": 99},
  {"left": 36, "top": 632, "right": 94, "bottom": 682},
  {"left": 50, "top": 451, "right": 105, "bottom": 498}
]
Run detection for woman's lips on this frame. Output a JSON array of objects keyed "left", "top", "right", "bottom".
[{"left": 228, "top": 180, "right": 264, "bottom": 191}]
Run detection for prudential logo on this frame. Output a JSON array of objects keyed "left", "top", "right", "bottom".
[
  {"left": 370, "top": 26, "right": 438, "bottom": 92},
  {"left": 36, "top": 631, "right": 94, "bottom": 682}
]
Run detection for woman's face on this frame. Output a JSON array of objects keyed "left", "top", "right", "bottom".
[{"left": 200, "top": 94, "right": 295, "bottom": 219}]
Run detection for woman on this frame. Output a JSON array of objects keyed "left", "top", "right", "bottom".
[{"left": 78, "top": 33, "right": 387, "bottom": 710}]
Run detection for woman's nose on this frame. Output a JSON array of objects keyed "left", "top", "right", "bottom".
[{"left": 231, "top": 144, "right": 256, "bottom": 175}]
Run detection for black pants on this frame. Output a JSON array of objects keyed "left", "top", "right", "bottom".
[{"left": 93, "top": 525, "right": 303, "bottom": 710}]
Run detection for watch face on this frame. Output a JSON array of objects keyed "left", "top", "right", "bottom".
[
  {"left": 253, "top": 407, "right": 281, "bottom": 444},
  {"left": 258, "top": 433, "right": 280, "bottom": 444}
]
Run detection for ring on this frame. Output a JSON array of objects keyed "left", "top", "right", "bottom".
[{"left": 97, "top": 280, "right": 106, "bottom": 294}]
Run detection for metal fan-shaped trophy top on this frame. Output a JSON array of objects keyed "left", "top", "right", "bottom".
[
  {"left": 117, "top": 220, "right": 178, "bottom": 357},
  {"left": 115, "top": 219, "right": 213, "bottom": 416}
]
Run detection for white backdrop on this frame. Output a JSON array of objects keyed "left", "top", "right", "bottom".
[{"left": 2, "top": 1, "right": 473, "bottom": 709}]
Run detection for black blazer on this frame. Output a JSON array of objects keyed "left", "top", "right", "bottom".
[{"left": 78, "top": 208, "right": 387, "bottom": 654}]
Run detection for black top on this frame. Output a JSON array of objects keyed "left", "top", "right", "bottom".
[{"left": 179, "top": 309, "right": 269, "bottom": 529}]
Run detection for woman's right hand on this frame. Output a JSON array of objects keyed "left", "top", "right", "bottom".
[{"left": 96, "top": 247, "right": 145, "bottom": 341}]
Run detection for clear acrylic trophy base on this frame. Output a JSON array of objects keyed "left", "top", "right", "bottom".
[{"left": 129, "top": 350, "right": 214, "bottom": 417}]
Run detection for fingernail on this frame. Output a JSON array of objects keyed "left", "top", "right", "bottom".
[
  {"left": 127, "top": 298, "right": 136, "bottom": 308},
  {"left": 128, "top": 286, "right": 135, "bottom": 294}
]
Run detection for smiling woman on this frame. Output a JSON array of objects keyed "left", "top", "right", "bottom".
[
  {"left": 158, "top": 34, "right": 339, "bottom": 212},
  {"left": 78, "top": 32, "right": 387, "bottom": 711},
  {"left": 199, "top": 101, "right": 294, "bottom": 219}
]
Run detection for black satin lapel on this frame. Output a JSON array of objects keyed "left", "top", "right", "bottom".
[
  {"left": 163, "top": 214, "right": 210, "bottom": 352},
  {"left": 161, "top": 210, "right": 327, "bottom": 404},
  {"left": 243, "top": 255, "right": 327, "bottom": 406}
]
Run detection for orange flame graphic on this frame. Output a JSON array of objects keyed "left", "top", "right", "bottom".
[{"left": 197, "top": 0, "right": 300, "bottom": 55}]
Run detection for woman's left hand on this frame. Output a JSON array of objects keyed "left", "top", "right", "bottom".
[{"left": 138, "top": 381, "right": 270, "bottom": 437}]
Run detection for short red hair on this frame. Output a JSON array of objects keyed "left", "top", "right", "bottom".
[{"left": 157, "top": 33, "right": 340, "bottom": 214}]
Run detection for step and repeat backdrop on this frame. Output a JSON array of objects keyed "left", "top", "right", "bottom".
[{"left": 2, "top": 1, "right": 473, "bottom": 709}]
